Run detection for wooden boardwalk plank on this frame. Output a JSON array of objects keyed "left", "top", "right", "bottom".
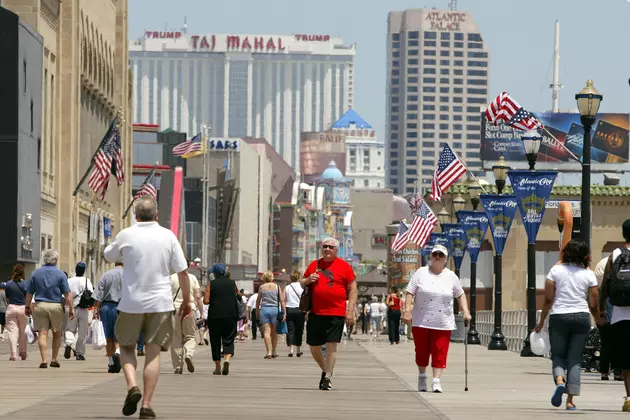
[{"left": 0, "top": 337, "right": 443, "bottom": 419}]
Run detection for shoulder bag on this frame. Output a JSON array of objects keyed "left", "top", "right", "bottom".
[
  {"left": 276, "top": 284, "right": 284, "bottom": 322},
  {"left": 234, "top": 282, "right": 246, "bottom": 321},
  {"left": 78, "top": 278, "right": 95, "bottom": 309}
]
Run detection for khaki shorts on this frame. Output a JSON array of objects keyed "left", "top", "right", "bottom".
[
  {"left": 115, "top": 311, "right": 174, "bottom": 351},
  {"left": 33, "top": 302, "right": 64, "bottom": 332}
]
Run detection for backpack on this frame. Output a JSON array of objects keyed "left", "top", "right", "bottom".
[
  {"left": 77, "top": 278, "right": 95, "bottom": 309},
  {"left": 608, "top": 248, "right": 630, "bottom": 307}
]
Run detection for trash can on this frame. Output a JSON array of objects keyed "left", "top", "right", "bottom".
[{"left": 450, "top": 313, "right": 465, "bottom": 343}]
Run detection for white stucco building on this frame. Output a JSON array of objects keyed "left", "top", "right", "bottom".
[
  {"left": 331, "top": 109, "right": 385, "bottom": 188},
  {"left": 130, "top": 29, "right": 356, "bottom": 170}
]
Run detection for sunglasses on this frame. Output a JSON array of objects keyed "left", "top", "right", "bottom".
[
  {"left": 322, "top": 245, "right": 336, "bottom": 249},
  {"left": 431, "top": 252, "right": 445, "bottom": 258}
]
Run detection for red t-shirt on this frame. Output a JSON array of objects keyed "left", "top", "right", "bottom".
[
  {"left": 304, "top": 257, "right": 356, "bottom": 317},
  {"left": 390, "top": 296, "right": 401, "bottom": 311}
]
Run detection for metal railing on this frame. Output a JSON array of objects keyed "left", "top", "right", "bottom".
[{"left": 476, "top": 309, "right": 548, "bottom": 354}]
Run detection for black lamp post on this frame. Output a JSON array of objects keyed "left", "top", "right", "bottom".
[
  {"left": 467, "top": 184, "right": 482, "bottom": 345},
  {"left": 488, "top": 156, "right": 510, "bottom": 351},
  {"left": 575, "top": 80, "right": 602, "bottom": 251},
  {"left": 520, "top": 131, "right": 542, "bottom": 357}
]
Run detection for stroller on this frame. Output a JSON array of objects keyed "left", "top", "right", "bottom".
[{"left": 581, "top": 327, "right": 601, "bottom": 372}]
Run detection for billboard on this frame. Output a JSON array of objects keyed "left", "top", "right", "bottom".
[
  {"left": 481, "top": 112, "right": 630, "bottom": 169},
  {"left": 300, "top": 131, "right": 346, "bottom": 184}
]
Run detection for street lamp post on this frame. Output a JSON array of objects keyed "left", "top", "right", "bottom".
[
  {"left": 520, "top": 131, "right": 542, "bottom": 357},
  {"left": 489, "top": 156, "right": 510, "bottom": 351},
  {"left": 575, "top": 80, "right": 603, "bottom": 251},
  {"left": 466, "top": 184, "right": 482, "bottom": 345},
  {"left": 438, "top": 206, "right": 450, "bottom": 230}
]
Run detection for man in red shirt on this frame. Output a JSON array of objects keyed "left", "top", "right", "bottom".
[{"left": 300, "top": 237, "right": 357, "bottom": 391}]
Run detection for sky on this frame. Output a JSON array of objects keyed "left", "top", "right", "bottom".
[{"left": 129, "top": 0, "right": 630, "bottom": 139}]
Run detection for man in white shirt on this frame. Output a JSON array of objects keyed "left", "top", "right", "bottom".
[
  {"left": 170, "top": 261, "right": 204, "bottom": 374},
  {"left": 64, "top": 262, "right": 94, "bottom": 361},
  {"left": 247, "top": 290, "right": 259, "bottom": 340},
  {"left": 104, "top": 197, "right": 191, "bottom": 419}
]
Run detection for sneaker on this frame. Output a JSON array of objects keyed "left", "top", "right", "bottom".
[
  {"left": 64, "top": 345, "right": 72, "bottom": 360},
  {"left": 112, "top": 353, "right": 121, "bottom": 373},
  {"left": 318, "top": 372, "right": 326, "bottom": 389},
  {"left": 76, "top": 354, "right": 85, "bottom": 361},
  {"left": 418, "top": 374, "right": 428, "bottom": 392},
  {"left": 139, "top": 407, "right": 156, "bottom": 419},
  {"left": 185, "top": 356, "right": 195, "bottom": 373},
  {"left": 432, "top": 379, "right": 442, "bottom": 393},
  {"left": 623, "top": 398, "right": 630, "bottom": 412},
  {"left": 321, "top": 377, "right": 332, "bottom": 391}
]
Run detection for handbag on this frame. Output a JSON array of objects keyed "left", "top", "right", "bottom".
[
  {"left": 299, "top": 262, "right": 322, "bottom": 313},
  {"left": 276, "top": 285, "right": 284, "bottom": 322},
  {"left": 277, "top": 319, "right": 288, "bottom": 334},
  {"left": 78, "top": 277, "right": 95, "bottom": 309}
]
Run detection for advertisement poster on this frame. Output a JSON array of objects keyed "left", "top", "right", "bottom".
[
  {"left": 300, "top": 131, "right": 347, "bottom": 184},
  {"left": 479, "top": 195, "right": 519, "bottom": 255},
  {"left": 508, "top": 170, "right": 558, "bottom": 244},
  {"left": 456, "top": 211, "right": 489, "bottom": 263},
  {"left": 387, "top": 241, "right": 420, "bottom": 287},
  {"left": 442, "top": 223, "right": 467, "bottom": 271},
  {"left": 481, "top": 112, "right": 630, "bottom": 167}
]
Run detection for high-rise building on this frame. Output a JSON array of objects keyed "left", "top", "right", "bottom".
[
  {"left": 130, "top": 30, "right": 356, "bottom": 170},
  {"left": 386, "top": 9, "right": 489, "bottom": 194}
]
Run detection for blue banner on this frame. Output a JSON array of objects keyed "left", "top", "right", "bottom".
[
  {"left": 442, "top": 223, "right": 467, "bottom": 271},
  {"left": 507, "top": 170, "right": 557, "bottom": 244},
  {"left": 430, "top": 232, "right": 449, "bottom": 251},
  {"left": 421, "top": 241, "right": 434, "bottom": 266},
  {"left": 456, "top": 211, "right": 489, "bottom": 263},
  {"left": 103, "top": 218, "right": 112, "bottom": 238},
  {"left": 480, "top": 195, "right": 519, "bottom": 256}
]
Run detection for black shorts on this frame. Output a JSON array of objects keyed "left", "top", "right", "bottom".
[
  {"left": 306, "top": 314, "right": 345, "bottom": 346},
  {"left": 0, "top": 312, "right": 5, "bottom": 326},
  {"left": 613, "top": 320, "right": 630, "bottom": 370}
]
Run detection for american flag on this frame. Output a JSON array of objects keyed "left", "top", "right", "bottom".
[
  {"left": 485, "top": 92, "right": 543, "bottom": 131},
  {"left": 429, "top": 144, "right": 467, "bottom": 201},
  {"left": 407, "top": 200, "right": 438, "bottom": 247},
  {"left": 390, "top": 221, "right": 410, "bottom": 252},
  {"left": 172, "top": 132, "right": 203, "bottom": 157},
  {"left": 87, "top": 119, "right": 124, "bottom": 200},
  {"left": 407, "top": 193, "right": 422, "bottom": 214},
  {"left": 134, "top": 168, "right": 157, "bottom": 200}
]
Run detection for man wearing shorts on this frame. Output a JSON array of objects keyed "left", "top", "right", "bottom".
[
  {"left": 300, "top": 237, "right": 357, "bottom": 391},
  {"left": 25, "top": 249, "right": 74, "bottom": 368},
  {"left": 104, "top": 197, "right": 191, "bottom": 419},
  {"left": 93, "top": 260, "right": 124, "bottom": 373}
]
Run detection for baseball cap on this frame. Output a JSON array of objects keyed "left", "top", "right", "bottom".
[
  {"left": 193, "top": 257, "right": 201, "bottom": 263},
  {"left": 211, "top": 263, "right": 226, "bottom": 275},
  {"left": 623, "top": 219, "right": 630, "bottom": 241},
  {"left": 431, "top": 244, "right": 449, "bottom": 257}
]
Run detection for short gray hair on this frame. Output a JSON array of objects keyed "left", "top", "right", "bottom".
[
  {"left": 322, "top": 237, "right": 339, "bottom": 248},
  {"left": 135, "top": 196, "right": 158, "bottom": 222},
  {"left": 43, "top": 249, "right": 59, "bottom": 266}
]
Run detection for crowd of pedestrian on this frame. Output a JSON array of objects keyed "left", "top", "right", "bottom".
[{"left": 2, "top": 197, "right": 630, "bottom": 416}]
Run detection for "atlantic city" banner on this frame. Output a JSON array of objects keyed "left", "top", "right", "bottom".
[
  {"left": 456, "top": 211, "right": 489, "bottom": 263},
  {"left": 480, "top": 195, "right": 519, "bottom": 256},
  {"left": 507, "top": 170, "right": 558, "bottom": 245},
  {"left": 442, "top": 223, "right": 467, "bottom": 271}
]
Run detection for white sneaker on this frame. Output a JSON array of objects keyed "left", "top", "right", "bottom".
[
  {"left": 432, "top": 379, "right": 442, "bottom": 393},
  {"left": 418, "top": 374, "right": 428, "bottom": 392}
]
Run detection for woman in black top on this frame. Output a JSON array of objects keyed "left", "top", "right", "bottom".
[{"left": 203, "top": 263, "right": 238, "bottom": 375}]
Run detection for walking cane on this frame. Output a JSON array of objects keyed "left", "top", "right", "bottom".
[{"left": 464, "top": 319, "right": 469, "bottom": 392}]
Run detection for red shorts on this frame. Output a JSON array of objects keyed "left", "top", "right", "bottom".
[{"left": 412, "top": 326, "right": 451, "bottom": 369}]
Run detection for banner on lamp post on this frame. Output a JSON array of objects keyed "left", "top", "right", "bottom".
[
  {"left": 508, "top": 170, "right": 558, "bottom": 245},
  {"left": 442, "top": 223, "right": 467, "bottom": 271},
  {"left": 430, "top": 232, "right": 449, "bottom": 251},
  {"left": 480, "top": 195, "right": 519, "bottom": 256},
  {"left": 456, "top": 211, "right": 489, "bottom": 263},
  {"left": 421, "top": 240, "right": 434, "bottom": 265}
]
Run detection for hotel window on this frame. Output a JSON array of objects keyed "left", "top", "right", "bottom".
[
  {"left": 409, "top": 31, "right": 419, "bottom": 39},
  {"left": 440, "top": 41, "right": 450, "bottom": 48},
  {"left": 468, "top": 88, "right": 488, "bottom": 95},
  {"left": 424, "top": 31, "right": 437, "bottom": 39},
  {"left": 440, "top": 50, "right": 450, "bottom": 57},
  {"left": 349, "top": 149, "right": 356, "bottom": 171},
  {"left": 423, "top": 104, "right": 435, "bottom": 111},
  {"left": 424, "top": 40, "right": 437, "bottom": 47},
  {"left": 423, "top": 77, "right": 436, "bottom": 83},
  {"left": 408, "top": 40, "right": 419, "bottom": 47},
  {"left": 468, "top": 79, "right": 488, "bottom": 85},
  {"left": 439, "top": 60, "right": 450, "bottom": 66},
  {"left": 406, "top": 141, "right": 418, "bottom": 148},
  {"left": 408, "top": 58, "right": 419, "bottom": 65},
  {"left": 423, "top": 68, "right": 436, "bottom": 74},
  {"left": 454, "top": 41, "right": 464, "bottom": 48},
  {"left": 441, "top": 32, "right": 451, "bottom": 40},
  {"left": 468, "top": 69, "right": 487, "bottom": 76},
  {"left": 424, "top": 59, "right": 436, "bottom": 65},
  {"left": 407, "top": 132, "right": 418, "bottom": 138},
  {"left": 422, "top": 123, "right": 435, "bottom": 129},
  {"left": 408, "top": 95, "right": 418, "bottom": 101},
  {"left": 468, "top": 51, "right": 488, "bottom": 58},
  {"left": 454, "top": 60, "right": 464, "bottom": 67},
  {"left": 440, "top": 68, "right": 450, "bottom": 75},
  {"left": 468, "top": 61, "right": 488, "bottom": 67},
  {"left": 409, "top": 50, "right": 419, "bottom": 56},
  {"left": 422, "top": 96, "right": 435, "bottom": 102},
  {"left": 392, "top": 33, "right": 400, "bottom": 41},
  {"left": 407, "top": 104, "right": 418, "bottom": 111},
  {"left": 408, "top": 68, "right": 419, "bottom": 74},
  {"left": 424, "top": 50, "right": 436, "bottom": 56},
  {"left": 454, "top": 33, "right": 464, "bottom": 40}
]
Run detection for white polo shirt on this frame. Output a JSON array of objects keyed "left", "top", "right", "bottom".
[{"left": 104, "top": 221, "right": 188, "bottom": 314}]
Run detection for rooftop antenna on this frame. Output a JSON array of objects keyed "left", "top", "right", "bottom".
[
  {"left": 550, "top": 20, "right": 563, "bottom": 112},
  {"left": 448, "top": 0, "right": 457, "bottom": 10},
  {"left": 183, "top": 16, "right": 188, "bottom": 34}
]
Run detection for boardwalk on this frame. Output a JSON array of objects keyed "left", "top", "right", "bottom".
[{"left": 0, "top": 335, "right": 627, "bottom": 419}]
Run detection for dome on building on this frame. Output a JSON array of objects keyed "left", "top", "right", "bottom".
[
  {"left": 320, "top": 160, "right": 345, "bottom": 181},
  {"left": 392, "top": 195, "right": 412, "bottom": 222}
]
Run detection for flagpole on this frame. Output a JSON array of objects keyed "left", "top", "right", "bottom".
[
  {"left": 122, "top": 161, "right": 158, "bottom": 219},
  {"left": 73, "top": 110, "right": 122, "bottom": 197},
  {"left": 540, "top": 126, "right": 581, "bottom": 163},
  {"left": 201, "top": 125, "right": 210, "bottom": 281},
  {"left": 449, "top": 147, "right": 489, "bottom": 194}
]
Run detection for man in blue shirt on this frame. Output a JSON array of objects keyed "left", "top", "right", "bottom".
[{"left": 25, "top": 249, "right": 74, "bottom": 369}]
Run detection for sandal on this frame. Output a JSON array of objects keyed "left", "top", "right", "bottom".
[
  {"left": 271, "top": 353, "right": 279, "bottom": 358},
  {"left": 39, "top": 362, "right": 48, "bottom": 369},
  {"left": 222, "top": 361, "right": 230, "bottom": 376},
  {"left": 288, "top": 353, "right": 293, "bottom": 357},
  {"left": 49, "top": 361, "right": 60, "bottom": 368},
  {"left": 264, "top": 355, "right": 272, "bottom": 359},
  {"left": 122, "top": 386, "right": 142, "bottom": 416},
  {"left": 213, "top": 369, "right": 221, "bottom": 375},
  {"left": 566, "top": 404, "right": 577, "bottom": 411}
]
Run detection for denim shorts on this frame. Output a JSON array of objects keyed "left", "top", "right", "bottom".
[
  {"left": 259, "top": 306, "right": 279, "bottom": 325},
  {"left": 99, "top": 302, "right": 118, "bottom": 340}
]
